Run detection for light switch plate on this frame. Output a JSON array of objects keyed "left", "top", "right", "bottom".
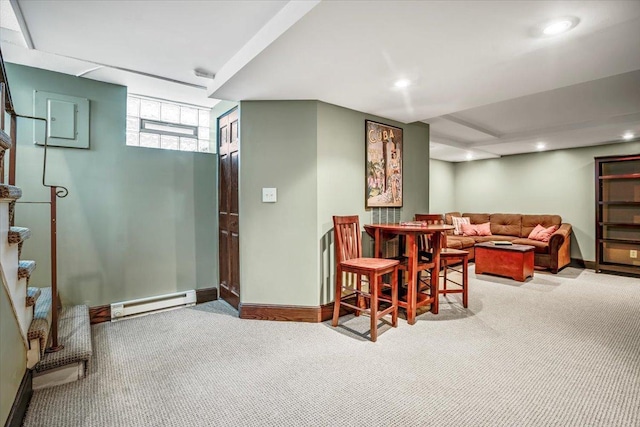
[{"left": 262, "top": 188, "right": 277, "bottom": 203}]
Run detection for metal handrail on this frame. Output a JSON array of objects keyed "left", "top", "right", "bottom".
[
  {"left": 13, "top": 114, "right": 69, "bottom": 196},
  {"left": 2, "top": 46, "right": 67, "bottom": 353},
  {"left": 11, "top": 113, "right": 68, "bottom": 352},
  {"left": 0, "top": 48, "right": 14, "bottom": 114}
]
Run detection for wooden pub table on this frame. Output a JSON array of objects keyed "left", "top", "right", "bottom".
[
  {"left": 474, "top": 242, "right": 535, "bottom": 282},
  {"left": 364, "top": 223, "right": 454, "bottom": 325}
]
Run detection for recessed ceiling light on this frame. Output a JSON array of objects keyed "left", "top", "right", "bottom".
[
  {"left": 543, "top": 20, "right": 572, "bottom": 35},
  {"left": 536, "top": 17, "right": 578, "bottom": 37},
  {"left": 465, "top": 152, "right": 473, "bottom": 161},
  {"left": 536, "top": 142, "right": 546, "bottom": 151},
  {"left": 622, "top": 132, "right": 635, "bottom": 140},
  {"left": 394, "top": 79, "right": 410, "bottom": 88}
]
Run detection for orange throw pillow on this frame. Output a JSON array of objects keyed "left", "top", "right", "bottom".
[{"left": 528, "top": 224, "right": 558, "bottom": 242}]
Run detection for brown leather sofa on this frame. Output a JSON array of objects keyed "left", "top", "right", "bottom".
[{"left": 444, "top": 212, "right": 572, "bottom": 273}]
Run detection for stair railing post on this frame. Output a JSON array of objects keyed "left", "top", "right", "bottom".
[
  {"left": 9, "top": 114, "right": 16, "bottom": 185},
  {"left": 48, "top": 185, "right": 63, "bottom": 352},
  {"left": 0, "top": 82, "right": 5, "bottom": 184},
  {"left": 1, "top": 82, "right": 5, "bottom": 130}
]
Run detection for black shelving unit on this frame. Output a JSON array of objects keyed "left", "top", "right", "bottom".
[{"left": 595, "top": 154, "right": 640, "bottom": 276}]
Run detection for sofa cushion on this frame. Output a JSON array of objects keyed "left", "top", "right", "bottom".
[
  {"left": 446, "top": 238, "right": 464, "bottom": 249},
  {"left": 511, "top": 238, "right": 550, "bottom": 254},
  {"left": 521, "top": 215, "right": 562, "bottom": 238},
  {"left": 447, "top": 235, "right": 476, "bottom": 249},
  {"left": 490, "top": 213, "right": 522, "bottom": 237},
  {"left": 461, "top": 222, "right": 492, "bottom": 236},
  {"left": 445, "top": 212, "right": 461, "bottom": 225},
  {"left": 463, "top": 213, "right": 490, "bottom": 224},
  {"left": 528, "top": 224, "right": 559, "bottom": 242},
  {"left": 444, "top": 212, "right": 461, "bottom": 235},
  {"left": 473, "top": 235, "right": 517, "bottom": 243}
]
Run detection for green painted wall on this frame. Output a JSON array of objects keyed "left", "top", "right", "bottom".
[
  {"left": 453, "top": 141, "right": 640, "bottom": 262},
  {"left": 6, "top": 63, "right": 217, "bottom": 306},
  {"left": 429, "top": 159, "right": 456, "bottom": 215},
  {"left": 239, "top": 101, "right": 318, "bottom": 306},
  {"left": 240, "top": 100, "right": 429, "bottom": 307},
  {"left": 0, "top": 283, "right": 26, "bottom": 426},
  {"left": 316, "top": 102, "right": 364, "bottom": 305},
  {"left": 317, "top": 102, "right": 430, "bottom": 304}
]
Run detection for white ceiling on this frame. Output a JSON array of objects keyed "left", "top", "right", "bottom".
[{"left": 1, "top": 0, "right": 639, "bottom": 161}]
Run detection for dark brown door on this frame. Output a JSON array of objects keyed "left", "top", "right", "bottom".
[{"left": 218, "top": 108, "right": 240, "bottom": 309}]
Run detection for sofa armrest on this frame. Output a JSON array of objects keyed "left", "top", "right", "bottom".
[
  {"left": 548, "top": 223, "right": 572, "bottom": 273},
  {"left": 549, "top": 223, "right": 571, "bottom": 250}
]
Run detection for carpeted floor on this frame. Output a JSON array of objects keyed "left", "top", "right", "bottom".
[{"left": 23, "top": 267, "right": 640, "bottom": 426}]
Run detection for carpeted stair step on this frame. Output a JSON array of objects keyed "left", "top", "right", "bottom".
[
  {"left": 9, "top": 226, "right": 31, "bottom": 257},
  {"left": 35, "top": 304, "right": 93, "bottom": 374},
  {"left": 26, "top": 287, "right": 41, "bottom": 307},
  {"left": 18, "top": 260, "right": 36, "bottom": 281},
  {"left": 0, "top": 129, "right": 11, "bottom": 151},
  {"left": 28, "top": 287, "right": 52, "bottom": 357},
  {"left": 9, "top": 226, "right": 31, "bottom": 244},
  {"left": 0, "top": 183, "right": 21, "bottom": 200}
]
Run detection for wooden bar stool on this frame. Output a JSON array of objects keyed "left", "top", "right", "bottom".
[
  {"left": 415, "top": 214, "right": 469, "bottom": 308},
  {"left": 332, "top": 215, "right": 399, "bottom": 342},
  {"left": 440, "top": 248, "right": 469, "bottom": 308}
]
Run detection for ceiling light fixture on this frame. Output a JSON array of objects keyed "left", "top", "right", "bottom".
[
  {"left": 536, "top": 17, "right": 579, "bottom": 37},
  {"left": 536, "top": 142, "right": 546, "bottom": 151},
  {"left": 622, "top": 132, "right": 635, "bottom": 141},
  {"left": 465, "top": 152, "right": 473, "bottom": 161},
  {"left": 543, "top": 20, "right": 572, "bottom": 35},
  {"left": 394, "top": 79, "right": 410, "bottom": 88}
]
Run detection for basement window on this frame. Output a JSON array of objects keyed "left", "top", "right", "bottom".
[{"left": 126, "top": 95, "right": 211, "bottom": 153}]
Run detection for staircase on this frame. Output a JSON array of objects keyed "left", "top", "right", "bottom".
[
  {"left": 1, "top": 49, "right": 92, "bottom": 393},
  {"left": 1, "top": 188, "right": 92, "bottom": 389}
]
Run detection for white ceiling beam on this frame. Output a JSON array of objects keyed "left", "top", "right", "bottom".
[
  {"left": 430, "top": 131, "right": 501, "bottom": 158},
  {"left": 48, "top": 51, "right": 208, "bottom": 89},
  {"left": 468, "top": 112, "right": 640, "bottom": 147},
  {"left": 9, "top": 0, "right": 33, "bottom": 49},
  {"left": 440, "top": 114, "right": 502, "bottom": 139},
  {"left": 207, "top": 0, "right": 321, "bottom": 99},
  {"left": 429, "top": 132, "right": 469, "bottom": 148}
]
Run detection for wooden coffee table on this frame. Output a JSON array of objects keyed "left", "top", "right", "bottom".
[{"left": 474, "top": 242, "right": 535, "bottom": 282}]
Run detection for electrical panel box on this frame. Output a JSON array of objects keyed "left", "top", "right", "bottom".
[{"left": 33, "top": 90, "right": 90, "bottom": 149}]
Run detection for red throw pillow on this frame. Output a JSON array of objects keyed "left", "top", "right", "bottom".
[
  {"left": 528, "top": 224, "right": 558, "bottom": 242},
  {"left": 461, "top": 222, "right": 492, "bottom": 237}
]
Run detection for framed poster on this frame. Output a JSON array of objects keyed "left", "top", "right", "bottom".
[{"left": 365, "top": 120, "right": 403, "bottom": 208}]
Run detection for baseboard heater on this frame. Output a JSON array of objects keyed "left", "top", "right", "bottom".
[{"left": 110, "top": 290, "right": 196, "bottom": 321}]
